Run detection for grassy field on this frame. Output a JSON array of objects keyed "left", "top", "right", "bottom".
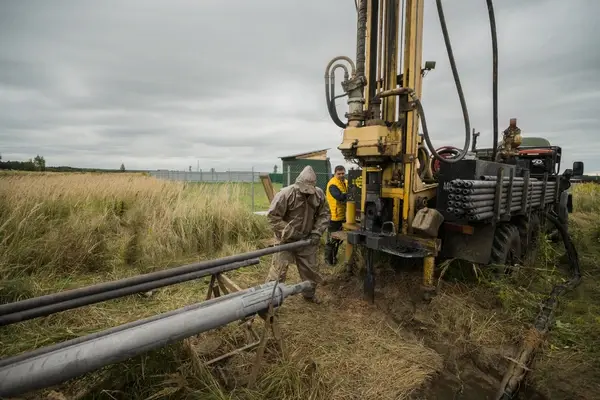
[
  {"left": 0, "top": 172, "right": 598, "bottom": 400},
  {"left": 186, "top": 181, "right": 282, "bottom": 212}
]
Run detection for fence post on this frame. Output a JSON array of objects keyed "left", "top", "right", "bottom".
[
  {"left": 251, "top": 166, "right": 255, "bottom": 212},
  {"left": 287, "top": 165, "right": 291, "bottom": 186}
]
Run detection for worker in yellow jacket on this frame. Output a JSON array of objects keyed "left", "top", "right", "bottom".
[{"left": 324, "top": 165, "right": 348, "bottom": 265}]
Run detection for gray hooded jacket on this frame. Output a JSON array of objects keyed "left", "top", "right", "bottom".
[{"left": 267, "top": 166, "right": 330, "bottom": 243}]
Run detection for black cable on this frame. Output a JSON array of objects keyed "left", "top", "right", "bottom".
[
  {"left": 325, "top": 77, "right": 346, "bottom": 128},
  {"left": 414, "top": 0, "right": 471, "bottom": 164},
  {"left": 497, "top": 211, "right": 581, "bottom": 399},
  {"left": 486, "top": 0, "right": 499, "bottom": 161}
]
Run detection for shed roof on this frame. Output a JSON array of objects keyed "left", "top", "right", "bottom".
[{"left": 279, "top": 148, "right": 330, "bottom": 161}]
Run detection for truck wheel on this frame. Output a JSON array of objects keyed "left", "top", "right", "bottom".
[
  {"left": 514, "top": 214, "right": 540, "bottom": 264},
  {"left": 525, "top": 214, "right": 541, "bottom": 264},
  {"left": 489, "top": 223, "right": 522, "bottom": 274}
]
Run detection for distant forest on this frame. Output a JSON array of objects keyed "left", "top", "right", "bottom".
[{"left": 0, "top": 155, "right": 129, "bottom": 173}]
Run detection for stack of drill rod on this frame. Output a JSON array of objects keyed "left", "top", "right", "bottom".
[{"left": 445, "top": 175, "right": 556, "bottom": 221}]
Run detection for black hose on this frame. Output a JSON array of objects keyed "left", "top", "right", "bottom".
[
  {"left": 496, "top": 211, "right": 581, "bottom": 399},
  {"left": 486, "top": 0, "right": 499, "bottom": 161},
  {"left": 0, "top": 240, "right": 310, "bottom": 317},
  {"left": 0, "top": 259, "right": 260, "bottom": 327},
  {"left": 417, "top": 0, "right": 471, "bottom": 164},
  {"left": 325, "top": 76, "right": 346, "bottom": 128},
  {"left": 355, "top": 0, "right": 368, "bottom": 78},
  {"left": 324, "top": 57, "right": 354, "bottom": 129}
]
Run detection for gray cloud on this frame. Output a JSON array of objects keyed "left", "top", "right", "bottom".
[{"left": 1, "top": 0, "right": 599, "bottom": 174}]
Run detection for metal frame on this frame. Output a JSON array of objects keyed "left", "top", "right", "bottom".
[{"left": 204, "top": 271, "right": 285, "bottom": 388}]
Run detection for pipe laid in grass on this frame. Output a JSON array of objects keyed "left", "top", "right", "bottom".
[
  {"left": 0, "top": 239, "right": 310, "bottom": 317},
  {"left": 0, "top": 258, "right": 260, "bottom": 327},
  {"left": 0, "top": 280, "right": 313, "bottom": 398}
]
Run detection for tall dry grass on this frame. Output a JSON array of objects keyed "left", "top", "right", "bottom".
[
  {"left": 1, "top": 173, "right": 598, "bottom": 400},
  {"left": 0, "top": 172, "right": 269, "bottom": 301}
]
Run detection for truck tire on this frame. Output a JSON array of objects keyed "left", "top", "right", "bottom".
[
  {"left": 525, "top": 213, "right": 541, "bottom": 264},
  {"left": 514, "top": 214, "right": 541, "bottom": 264},
  {"left": 489, "top": 223, "right": 522, "bottom": 274}
]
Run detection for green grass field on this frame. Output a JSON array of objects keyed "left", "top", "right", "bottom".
[{"left": 0, "top": 172, "right": 598, "bottom": 399}]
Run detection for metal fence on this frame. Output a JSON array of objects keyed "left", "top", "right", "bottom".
[
  {"left": 149, "top": 166, "right": 332, "bottom": 189},
  {"left": 149, "top": 169, "right": 261, "bottom": 183},
  {"left": 149, "top": 167, "right": 334, "bottom": 212}
]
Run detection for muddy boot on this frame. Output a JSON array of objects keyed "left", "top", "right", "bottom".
[
  {"left": 324, "top": 242, "right": 336, "bottom": 266},
  {"left": 303, "top": 294, "right": 322, "bottom": 304}
]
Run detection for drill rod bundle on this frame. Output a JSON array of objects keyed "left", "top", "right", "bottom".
[
  {"left": 0, "top": 280, "right": 313, "bottom": 398},
  {"left": 444, "top": 176, "right": 556, "bottom": 221}
]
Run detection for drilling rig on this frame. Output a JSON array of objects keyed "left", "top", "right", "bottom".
[{"left": 324, "top": 0, "right": 584, "bottom": 302}]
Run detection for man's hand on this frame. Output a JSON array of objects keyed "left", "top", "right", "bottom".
[{"left": 309, "top": 233, "right": 321, "bottom": 245}]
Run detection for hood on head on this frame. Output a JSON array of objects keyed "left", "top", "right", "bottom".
[{"left": 295, "top": 166, "right": 317, "bottom": 194}]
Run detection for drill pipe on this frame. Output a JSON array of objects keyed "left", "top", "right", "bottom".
[
  {"left": 0, "top": 280, "right": 313, "bottom": 398},
  {"left": 467, "top": 199, "right": 554, "bottom": 220},
  {"left": 458, "top": 181, "right": 555, "bottom": 194},
  {"left": 0, "top": 239, "right": 311, "bottom": 317},
  {"left": 452, "top": 180, "right": 554, "bottom": 189},
  {"left": 456, "top": 181, "right": 555, "bottom": 189},
  {"left": 455, "top": 189, "right": 541, "bottom": 204},
  {"left": 457, "top": 193, "right": 550, "bottom": 209},
  {"left": 0, "top": 258, "right": 260, "bottom": 327},
  {"left": 479, "top": 175, "right": 526, "bottom": 181},
  {"left": 450, "top": 192, "right": 553, "bottom": 218},
  {"left": 460, "top": 191, "right": 525, "bottom": 202},
  {"left": 464, "top": 197, "right": 552, "bottom": 215}
]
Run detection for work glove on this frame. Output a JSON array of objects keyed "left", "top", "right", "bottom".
[{"left": 309, "top": 233, "right": 321, "bottom": 245}]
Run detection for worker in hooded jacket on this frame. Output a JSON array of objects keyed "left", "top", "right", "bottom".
[{"left": 265, "top": 166, "right": 330, "bottom": 304}]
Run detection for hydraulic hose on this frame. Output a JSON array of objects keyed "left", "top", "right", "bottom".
[
  {"left": 324, "top": 56, "right": 355, "bottom": 129},
  {"left": 423, "top": 0, "right": 471, "bottom": 164},
  {"left": 374, "top": 1, "right": 472, "bottom": 164},
  {"left": 486, "top": 0, "right": 499, "bottom": 161},
  {"left": 496, "top": 211, "right": 581, "bottom": 399},
  {"left": 355, "top": 0, "right": 368, "bottom": 78}
]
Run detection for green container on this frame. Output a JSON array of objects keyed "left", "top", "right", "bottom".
[{"left": 281, "top": 159, "right": 332, "bottom": 192}]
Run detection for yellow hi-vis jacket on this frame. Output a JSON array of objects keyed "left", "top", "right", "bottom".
[{"left": 326, "top": 176, "right": 348, "bottom": 222}]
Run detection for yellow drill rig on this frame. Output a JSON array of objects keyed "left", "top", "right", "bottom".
[{"left": 324, "top": 0, "right": 583, "bottom": 302}]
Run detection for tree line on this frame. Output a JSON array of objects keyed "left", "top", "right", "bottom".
[{"left": 0, "top": 154, "right": 128, "bottom": 173}]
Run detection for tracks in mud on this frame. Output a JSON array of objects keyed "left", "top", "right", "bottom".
[{"left": 322, "top": 271, "right": 549, "bottom": 400}]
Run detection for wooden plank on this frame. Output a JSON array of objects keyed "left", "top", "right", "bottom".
[
  {"left": 259, "top": 174, "right": 276, "bottom": 203},
  {"left": 217, "top": 274, "right": 243, "bottom": 293}
]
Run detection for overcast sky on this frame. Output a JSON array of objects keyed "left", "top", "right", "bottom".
[{"left": 1, "top": 0, "right": 598, "bottom": 173}]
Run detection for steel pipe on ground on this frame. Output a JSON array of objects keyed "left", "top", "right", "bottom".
[
  {"left": 0, "top": 240, "right": 311, "bottom": 317},
  {"left": 0, "top": 258, "right": 260, "bottom": 327},
  {"left": 0, "top": 280, "right": 313, "bottom": 398}
]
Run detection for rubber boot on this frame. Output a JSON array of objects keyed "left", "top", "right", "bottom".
[{"left": 324, "top": 242, "right": 336, "bottom": 265}]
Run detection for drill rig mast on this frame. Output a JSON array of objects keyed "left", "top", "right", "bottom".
[
  {"left": 326, "top": 0, "right": 470, "bottom": 301},
  {"left": 324, "top": 0, "right": 581, "bottom": 302}
]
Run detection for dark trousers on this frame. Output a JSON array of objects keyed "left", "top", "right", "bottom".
[{"left": 325, "top": 220, "right": 344, "bottom": 265}]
